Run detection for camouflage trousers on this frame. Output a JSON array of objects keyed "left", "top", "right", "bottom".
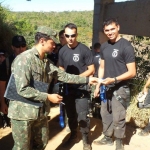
[{"left": 11, "top": 116, "right": 49, "bottom": 150}]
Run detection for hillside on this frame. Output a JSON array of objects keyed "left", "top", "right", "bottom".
[
  {"left": 0, "top": 4, "right": 93, "bottom": 51},
  {"left": 11, "top": 11, "right": 93, "bottom": 48}
]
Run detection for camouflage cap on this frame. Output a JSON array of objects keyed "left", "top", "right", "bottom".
[{"left": 37, "top": 26, "right": 58, "bottom": 43}]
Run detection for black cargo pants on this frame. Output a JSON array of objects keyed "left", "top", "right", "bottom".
[
  {"left": 101, "top": 85, "right": 130, "bottom": 139},
  {"left": 63, "top": 89, "right": 90, "bottom": 135}
]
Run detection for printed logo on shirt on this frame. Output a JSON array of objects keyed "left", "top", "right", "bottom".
[
  {"left": 73, "top": 54, "right": 79, "bottom": 62},
  {"left": 112, "top": 49, "right": 119, "bottom": 58}
]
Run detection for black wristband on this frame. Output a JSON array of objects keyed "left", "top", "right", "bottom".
[
  {"left": 86, "top": 77, "right": 89, "bottom": 83},
  {"left": 114, "top": 77, "right": 117, "bottom": 84}
]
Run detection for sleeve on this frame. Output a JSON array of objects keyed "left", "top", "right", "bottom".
[
  {"left": 12, "top": 56, "right": 47, "bottom": 103},
  {"left": 123, "top": 44, "right": 135, "bottom": 64},
  {"left": 50, "top": 64, "right": 88, "bottom": 84}
]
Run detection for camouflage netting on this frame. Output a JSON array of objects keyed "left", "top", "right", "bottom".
[{"left": 126, "top": 96, "right": 150, "bottom": 128}]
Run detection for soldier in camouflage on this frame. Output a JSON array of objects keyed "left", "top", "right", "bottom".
[{"left": 8, "top": 26, "right": 98, "bottom": 150}]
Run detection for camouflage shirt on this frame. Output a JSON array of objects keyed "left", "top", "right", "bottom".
[{"left": 8, "top": 48, "right": 87, "bottom": 120}]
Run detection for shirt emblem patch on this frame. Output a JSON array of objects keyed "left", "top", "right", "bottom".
[
  {"left": 112, "top": 49, "right": 119, "bottom": 58},
  {"left": 73, "top": 54, "right": 79, "bottom": 62}
]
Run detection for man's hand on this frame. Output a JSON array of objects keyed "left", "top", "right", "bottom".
[
  {"left": 89, "top": 77, "right": 100, "bottom": 85},
  {"left": 47, "top": 94, "right": 63, "bottom": 103},
  {"left": 0, "top": 101, "right": 8, "bottom": 114},
  {"left": 94, "top": 78, "right": 103, "bottom": 98},
  {"left": 94, "top": 83, "right": 101, "bottom": 97},
  {"left": 101, "top": 77, "right": 114, "bottom": 85}
]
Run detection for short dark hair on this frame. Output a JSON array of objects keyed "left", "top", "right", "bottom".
[
  {"left": 103, "top": 18, "right": 119, "bottom": 29},
  {"left": 94, "top": 42, "right": 101, "bottom": 50},
  {"left": 59, "top": 30, "right": 65, "bottom": 37},
  {"left": 64, "top": 23, "right": 77, "bottom": 32},
  {"left": 35, "top": 32, "right": 50, "bottom": 44}
]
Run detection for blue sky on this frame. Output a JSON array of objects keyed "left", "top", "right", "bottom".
[{"left": 1, "top": 0, "right": 131, "bottom": 12}]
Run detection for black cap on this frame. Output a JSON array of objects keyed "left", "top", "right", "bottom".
[{"left": 12, "top": 35, "right": 26, "bottom": 46}]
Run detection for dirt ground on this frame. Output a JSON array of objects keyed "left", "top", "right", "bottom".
[{"left": 1, "top": 106, "right": 150, "bottom": 150}]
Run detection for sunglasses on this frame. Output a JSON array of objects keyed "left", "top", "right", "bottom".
[
  {"left": 65, "top": 34, "right": 76, "bottom": 38},
  {"left": 14, "top": 43, "right": 26, "bottom": 48}
]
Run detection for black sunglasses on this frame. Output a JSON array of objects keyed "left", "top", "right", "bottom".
[
  {"left": 14, "top": 43, "right": 26, "bottom": 48},
  {"left": 65, "top": 34, "right": 76, "bottom": 38}
]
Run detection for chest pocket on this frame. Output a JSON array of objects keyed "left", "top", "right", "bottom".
[{"left": 32, "top": 67, "right": 43, "bottom": 81}]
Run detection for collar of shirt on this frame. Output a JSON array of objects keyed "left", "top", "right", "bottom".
[{"left": 32, "top": 48, "right": 48, "bottom": 63}]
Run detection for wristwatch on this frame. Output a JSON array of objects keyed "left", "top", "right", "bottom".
[{"left": 114, "top": 77, "right": 117, "bottom": 84}]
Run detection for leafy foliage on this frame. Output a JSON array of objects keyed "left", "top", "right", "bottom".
[
  {"left": 0, "top": 5, "right": 16, "bottom": 54},
  {"left": 0, "top": 5, "right": 93, "bottom": 51},
  {"left": 11, "top": 11, "right": 93, "bottom": 48},
  {"left": 129, "top": 36, "right": 150, "bottom": 96}
]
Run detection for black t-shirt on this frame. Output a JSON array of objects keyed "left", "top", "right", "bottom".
[
  {"left": 47, "top": 52, "right": 58, "bottom": 66},
  {"left": 93, "top": 52, "right": 101, "bottom": 77},
  {"left": 59, "top": 42, "right": 93, "bottom": 75},
  {"left": 100, "top": 38, "right": 135, "bottom": 79},
  {"left": 0, "top": 55, "right": 15, "bottom": 81}
]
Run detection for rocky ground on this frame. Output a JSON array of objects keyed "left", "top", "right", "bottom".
[{"left": 1, "top": 106, "right": 150, "bottom": 150}]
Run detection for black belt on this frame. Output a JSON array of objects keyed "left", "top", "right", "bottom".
[{"left": 106, "top": 81, "right": 128, "bottom": 91}]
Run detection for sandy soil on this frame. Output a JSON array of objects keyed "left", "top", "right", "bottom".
[{"left": 1, "top": 106, "right": 150, "bottom": 150}]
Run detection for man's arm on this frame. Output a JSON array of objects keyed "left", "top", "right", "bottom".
[
  {"left": 94, "top": 59, "right": 105, "bottom": 97},
  {"left": 79, "top": 64, "right": 95, "bottom": 77},
  {"left": 102, "top": 62, "right": 136, "bottom": 85},
  {"left": 59, "top": 64, "right": 95, "bottom": 77},
  {"left": 98, "top": 59, "right": 105, "bottom": 79},
  {"left": 53, "top": 64, "right": 97, "bottom": 84},
  {"left": 0, "top": 81, "right": 8, "bottom": 114},
  {"left": 13, "top": 55, "right": 98, "bottom": 104},
  {"left": 0, "top": 57, "right": 8, "bottom": 113}
]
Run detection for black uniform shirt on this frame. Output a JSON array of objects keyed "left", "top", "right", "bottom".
[
  {"left": 0, "top": 55, "right": 15, "bottom": 81},
  {"left": 100, "top": 38, "right": 135, "bottom": 79},
  {"left": 47, "top": 52, "right": 58, "bottom": 66},
  {"left": 59, "top": 42, "right": 93, "bottom": 75},
  {"left": 93, "top": 52, "right": 101, "bottom": 77}
]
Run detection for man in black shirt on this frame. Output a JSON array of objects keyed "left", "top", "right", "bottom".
[
  {"left": 94, "top": 18, "right": 136, "bottom": 150},
  {"left": 59, "top": 23, "right": 94, "bottom": 150},
  {"left": 47, "top": 30, "right": 67, "bottom": 66},
  {"left": 93, "top": 42, "right": 101, "bottom": 77},
  {"left": 91, "top": 43, "right": 101, "bottom": 118},
  {"left": 0, "top": 35, "right": 26, "bottom": 127},
  {"left": 47, "top": 43, "right": 61, "bottom": 66},
  {"left": 59, "top": 29, "right": 67, "bottom": 46}
]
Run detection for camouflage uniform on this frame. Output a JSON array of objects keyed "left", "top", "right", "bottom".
[{"left": 8, "top": 47, "right": 88, "bottom": 150}]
